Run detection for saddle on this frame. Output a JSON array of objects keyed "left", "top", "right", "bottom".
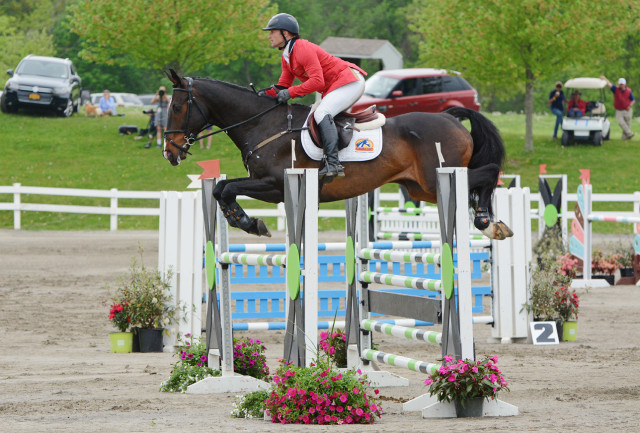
[{"left": 308, "top": 105, "right": 382, "bottom": 150}]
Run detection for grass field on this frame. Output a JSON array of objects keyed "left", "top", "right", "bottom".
[{"left": 1, "top": 106, "right": 638, "bottom": 233}]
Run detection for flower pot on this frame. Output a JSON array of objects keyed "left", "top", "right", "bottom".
[
  {"left": 138, "top": 328, "right": 164, "bottom": 352},
  {"left": 592, "top": 274, "right": 615, "bottom": 285},
  {"left": 562, "top": 321, "right": 578, "bottom": 341},
  {"left": 131, "top": 327, "right": 140, "bottom": 352},
  {"left": 109, "top": 332, "right": 133, "bottom": 353},
  {"left": 454, "top": 397, "right": 484, "bottom": 417},
  {"left": 620, "top": 267, "right": 634, "bottom": 278},
  {"left": 555, "top": 319, "right": 563, "bottom": 340}
]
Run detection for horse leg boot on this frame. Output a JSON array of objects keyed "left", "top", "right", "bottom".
[
  {"left": 317, "top": 115, "right": 344, "bottom": 183},
  {"left": 225, "top": 201, "right": 271, "bottom": 237}
]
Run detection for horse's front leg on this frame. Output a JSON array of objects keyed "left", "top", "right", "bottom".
[
  {"left": 468, "top": 165, "right": 514, "bottom": 240},
  {"left": 213, "top": 177, "right": 283, "bottom": 237}
]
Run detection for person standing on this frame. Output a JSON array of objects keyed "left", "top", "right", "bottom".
[
  {"left": 151, "top": 86, "right": 170, "bottom": 148},
  {"left": 260, "top": 13, "right": 367, "bottom": 182},
  {"left": 548, "top": 81, "right": 565, "bottom": 140},
  {"left": 601, "top": 76, "right": 635, "bottom": 139}
]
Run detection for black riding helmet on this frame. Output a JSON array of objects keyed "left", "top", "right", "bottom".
[{"left": 262, "top": 13, "right": 299, "bottom": 35}]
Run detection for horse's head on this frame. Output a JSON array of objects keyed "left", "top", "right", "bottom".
[{"left": 163, "top": 69, "right": 209, "bottom": 166}]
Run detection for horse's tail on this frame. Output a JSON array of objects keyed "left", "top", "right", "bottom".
[
  {"left": 444, "top": 106, "right": 505, "bottom": 171},
  {"left": 444, "top": 106, "right": 505, "bottom": 219}
]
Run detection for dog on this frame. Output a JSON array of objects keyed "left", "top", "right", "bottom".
[{"left": 84, "top": 102, "right": 102, "bottom": 117}]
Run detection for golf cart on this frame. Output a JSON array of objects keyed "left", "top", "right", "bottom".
[{"left": 561, "top": 77, "right": 610, "bottom": 146}]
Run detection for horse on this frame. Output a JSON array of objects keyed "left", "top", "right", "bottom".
[{"left": 162, "top": 69, "right": 513, "bottom": 240}]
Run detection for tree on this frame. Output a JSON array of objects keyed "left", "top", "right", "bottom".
[
  {"left": 67, "top": 0, "right": 276, "bottom": 74},
  {"left": 0, "top": 15, "right": 55, "bottom": 87},
  {"left": 408, "top": 0, "right": 637, "bottom": 151}
]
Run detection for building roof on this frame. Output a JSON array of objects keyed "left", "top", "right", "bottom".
[{"left": 319, "top": 37, "right": 403, "bottom": 70}]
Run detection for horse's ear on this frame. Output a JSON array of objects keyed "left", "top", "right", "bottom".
[{"left": 166, "top": 69, "right": 184, "bottom": 88}]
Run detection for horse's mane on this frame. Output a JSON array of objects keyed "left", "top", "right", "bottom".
[{"left": 190, "top": 76, "right": 310, "bottom": 110}]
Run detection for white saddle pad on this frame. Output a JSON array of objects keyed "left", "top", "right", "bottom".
[{"left": 300, "top": 113, "right": 383, "bottom": 162}]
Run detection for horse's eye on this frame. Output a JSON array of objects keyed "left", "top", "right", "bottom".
[{"left": 173, "top": 104, "right": 182, "bottom": 112}]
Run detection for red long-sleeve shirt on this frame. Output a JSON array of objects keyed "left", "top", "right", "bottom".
[{"left": 267, "top": 39, "right": 366, "bottom": 99}]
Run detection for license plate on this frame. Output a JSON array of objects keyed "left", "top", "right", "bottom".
[{"left": 28, "top": 93, "right": 41, "bottom": 100}]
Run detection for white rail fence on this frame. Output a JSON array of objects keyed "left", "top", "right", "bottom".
[{"left": 1, "top": 183, "right": 639, "bottom": 233}]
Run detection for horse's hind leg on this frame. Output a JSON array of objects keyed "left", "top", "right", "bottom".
[
  {"left": 468, "top": 164, "right": 514, "bottom": 240},
  {"left": 213, "top": 178, "right": 273, "bottom": 237}
]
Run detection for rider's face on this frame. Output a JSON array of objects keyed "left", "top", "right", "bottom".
[{"left": 268, "top": 29, "right": 286, "bottom": 48}]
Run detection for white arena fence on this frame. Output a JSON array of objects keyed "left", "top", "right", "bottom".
[{"left": 2, "top": 183, "right": 638, "bottom": 236}]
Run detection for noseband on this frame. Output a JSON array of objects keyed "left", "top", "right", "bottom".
[{"left": 164, "top": 77, "right": 208, "bottom": 155}]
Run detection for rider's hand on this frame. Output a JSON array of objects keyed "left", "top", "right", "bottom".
[{"left": 277, "top": 89, "right": 290, "bottom": 104}]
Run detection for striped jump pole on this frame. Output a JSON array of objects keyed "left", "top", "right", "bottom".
[
  {"left": 377, "top": 206, "right": 437, "bottom": 214},
  {"left": 219, "top": 252, "right": 286, "bottom": 267},
  {"left": 361, "top": 319, "right": 442, "bottom": 345},
  {"left": 362, "top": 349, "right": 439, "bottom": 375},
  {"left": 359, "top": 248, "right": 441, "bottom": 265},
  {"left": 359, "top": 271, "right": 442, "bottom": 291},
  {"left": 589, "top": 215, "right": 640, "bottom": 224},
  {"left": 370, "top": 239, "right": 490, "bottom": 249},
  {"left": 377, "top": 232, "right": 488, "bottom": 242},
  {"left": 228, "top": 242, "right": 345, "bottom": 253}
]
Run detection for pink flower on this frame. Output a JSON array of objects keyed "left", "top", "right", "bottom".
[
  {"left": 443, "top": 355, "right": 454, "bottom": 363},
  {"left": 339, "top": 394, "right": 348, "bottom": 403},
  {"left": 424, "top": 377, "right": 433, "bottom": 385},
  {"left": 352, "top": 387, "right": 360, "bottom": 394},
  {"left": 355, "top": 408, "right": 364, "bottom": 416},
  {"left": 447, "top": 374, "right": 457, "bottom": 382},
  {"left": 336, "top": 406, "right": 344, "bottom": 413}
]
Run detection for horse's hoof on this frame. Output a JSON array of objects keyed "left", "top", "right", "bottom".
[
  {"left": 255, "top": 219, "right": 272, "bottom": 237},
  {"left": 481, "top": 222, "right": 513, "bottom": 240},
  {"left": 496, "top": 221, "right": 514, "bottom": 238}
]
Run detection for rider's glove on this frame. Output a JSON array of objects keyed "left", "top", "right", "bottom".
[{"left": 277, "top": 89, "right": 291, "bottom": 104}]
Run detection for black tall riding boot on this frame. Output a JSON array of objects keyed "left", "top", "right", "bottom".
[{"left": 317, "top": 115, "right": 345, "bottom": 181}]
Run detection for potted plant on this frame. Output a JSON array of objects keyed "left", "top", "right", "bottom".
[
  {"left": 118, "top": 248, "right": 177, "bottom": 352},
  {"left": 557, "top": 253, "right": 580, "bottom": 279},
  {"left": 264, "top": 359, "right": 383, "bottom": 424},
  {"left": 591, "top": 249, "right": 622, "bottom": 285},
  {"left": 106, "top": 299, "right": 133, "bottom": 353},
  {"left": 424, "top": 355, "right": 510, "bottom": 417},
  {"left": 610, "top": 239, "right": 636, "bottom": 280},
  {"left": 524, "top": 255, "right": 572, "bottom": 321},
  {"left": 554, "top": 286, "right": 579, "bottom": 341}
]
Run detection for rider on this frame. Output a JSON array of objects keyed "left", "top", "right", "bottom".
[{"left": 261, "top": 13, "right": 367, "bottom": 181}]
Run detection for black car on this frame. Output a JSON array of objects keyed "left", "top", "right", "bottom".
[{"left": 1, "top": 55, "right": 82, "bottom": 117}]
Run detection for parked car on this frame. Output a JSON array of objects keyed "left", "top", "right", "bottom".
[
  {"left": 90, "top": 92, "right": 144, "bottom": 107},
  {"left": 1, "top": 55, "right": 82, "bottom": 117},
  {"left": 350, "top": 68, "right": 480, "bottom": 117},
  {"left": 138, "top": 93, "right": 156, "bottom": 108}
]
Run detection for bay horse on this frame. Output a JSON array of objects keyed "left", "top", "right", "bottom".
[{"left": 163, "top": 69, "right": 512, "bottom": 240}]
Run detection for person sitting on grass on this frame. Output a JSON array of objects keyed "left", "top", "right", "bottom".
[
  {"left": 98, "top": 89, "right": 116, "bottom": 116},
  {"left": 567, "top": 91, "right": 587, "bottom": 118}
]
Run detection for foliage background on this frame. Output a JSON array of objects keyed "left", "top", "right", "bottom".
[{"left": 3, "top": 0, "right": 640, "bottom": 111}]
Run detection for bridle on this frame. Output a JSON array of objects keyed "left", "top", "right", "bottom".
[
  {"left": 163, "top": 77, "right": 208, "bottom": 155},
  {"left": 164, "top": 77, "right": 284, "bottom": 156}
]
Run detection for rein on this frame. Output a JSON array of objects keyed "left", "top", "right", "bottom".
[{"left": 164, "top": 77, "right": 302, "bottom": 156}]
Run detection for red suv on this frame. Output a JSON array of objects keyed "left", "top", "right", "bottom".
[{"left": 350, "top": 68, "right": 480, "bottom": 117}]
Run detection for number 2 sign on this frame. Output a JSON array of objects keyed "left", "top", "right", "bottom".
[{"left": 530, "top": 321, "right": 560, "bottom": 345}]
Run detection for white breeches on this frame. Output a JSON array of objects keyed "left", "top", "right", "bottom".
[{"left": 313, "top": 69, "right": 365, "bottom": 123}]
